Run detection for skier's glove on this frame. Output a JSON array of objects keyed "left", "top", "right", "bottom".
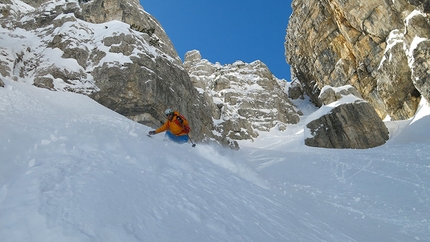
[
  {"left": 176, "top": 116, "right": 183, "bottom": 123},
  {"left": 148, "top": 131, "right": 156, "bottom": 135}
]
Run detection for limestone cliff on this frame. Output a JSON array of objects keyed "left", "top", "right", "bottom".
[
  {"left": 286, "top": 0, "right": 430, "bottom": 121},
  {"left": 184, "top": 50, "right": 302, "bottom": 148},
  {"left": 0, "top": 0, "right": 300, "bottom": 148},
  {"left": 0, "top": 0, "right": 213, "bottom": 142}
]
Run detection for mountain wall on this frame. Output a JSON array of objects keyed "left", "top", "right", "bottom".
[
  {"left": 184, "top": 50, "right": 302, "bottom": 148},
  {"left": 0, "top": 0, "right": 215, "bottom": 142},
  {"left": 286, "top": 0, "right": 430, "bottom": 121},
  {"left": 0, "top": 0, "right": 301, "bottom": 148}
]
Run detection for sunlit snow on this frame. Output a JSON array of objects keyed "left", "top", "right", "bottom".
[
  {"left": 1, "top": 78, "right": 429, "bottom": 241},
  {"left": 1, "top": 1, "right": 430, "bottom": 241}
]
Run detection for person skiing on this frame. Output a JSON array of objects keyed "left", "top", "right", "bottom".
[{"left": 148, "top": 108, "right": 191, "bottom": 144}]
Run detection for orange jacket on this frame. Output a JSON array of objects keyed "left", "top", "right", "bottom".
[{"left": 155, "top": 111, "right": 190, "bottom": 136}]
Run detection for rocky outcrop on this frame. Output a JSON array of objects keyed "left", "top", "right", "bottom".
[
  {"left": 319, "top": 85, "right": 362, "bottom": 105},
  {"left": 19, "top": 0, "right": 46, "bottom": 7},
  {"left": 287, "top": 77, "right": 304, "bottom": 100},
  {"left": 7, "top": 0, "right": 180, "bottom": 65},
  {"left": 0, "top": 0, "right": 214, "bottom": 142},
  {"left": 184, "top": 50, "right": 302, "bottom": 147},
  {"left": 305, "top": 86, "right": 389, "bottom": 149},
  {"left": 286, "top": 0, "right": 430, "bottom": 121},
  {"left": 2, "top": 0, "right": 301, "bottom": 148},
  {"left": 78, "top": 0, "right": 180, "bottom": 64}
]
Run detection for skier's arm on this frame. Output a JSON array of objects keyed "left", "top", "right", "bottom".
[{"left": 155, "top": 121, "right": 169, "bottom": 134}]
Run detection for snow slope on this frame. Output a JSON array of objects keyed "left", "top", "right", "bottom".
[{"left": 1, "top": 79, "right": 430, "bottom": 241}]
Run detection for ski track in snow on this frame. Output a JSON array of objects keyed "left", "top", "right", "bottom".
[{"left": 1, "top": 79, "right": 430, "bottom": 241}]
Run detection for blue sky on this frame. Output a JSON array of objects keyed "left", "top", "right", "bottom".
[{"left": 140, "top": 1, "right": 293, "bottom": 81}]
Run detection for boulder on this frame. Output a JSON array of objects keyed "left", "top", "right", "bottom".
[
  {"left": 33, "top": 76, "right": 54, "bottom": 90},
  {"left": 287, "top": 78, "right": 304, "bottom": 100},
  {"left": 305, "top": 86, "right": 389, "bottom": 149},
  {"left": 319, "top": 85, "right": 362, "bottom": 105}
]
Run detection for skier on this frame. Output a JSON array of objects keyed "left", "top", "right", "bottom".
[{"left": 148, "top": 108, "right": 191, "bottom": 144}]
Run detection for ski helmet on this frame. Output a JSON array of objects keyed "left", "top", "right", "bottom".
[{"left": 164, "top": 108, "right": 173, "bottom": 116}]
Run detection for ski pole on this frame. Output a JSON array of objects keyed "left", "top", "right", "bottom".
[{"left": 189, "top": 136, "right": 196, "bottom": 147}]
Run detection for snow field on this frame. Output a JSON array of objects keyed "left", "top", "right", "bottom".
[{"left": 1, "top": 79, "right": 430, "bottom": 241}]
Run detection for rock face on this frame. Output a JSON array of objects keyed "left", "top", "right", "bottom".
[
  {"left": 78, "top": 0, "right": 180, "bottom": 63},
  {"left": 184, "top": 50, "right": 302, "bottom": 148},
  {"left": 19, "top": 0, "right": 46, "bottom": 7},
  {"left": 1, "top": 0, "right": 300, "bottom": 148},
  {"left": 305, "top": 86, "right": 389, "bottom": 149},
  {"left": 286, "top": 0, "right": 430, "bottom": 121},
  {"left": 319, "top": 85, "right": 362, "bottom": 105},
  {"left": 0, "top": 0, "right": 213, "bottom": 141},
  {"left": 287, "top": 76, "right": 304, "bottom": 100}
]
